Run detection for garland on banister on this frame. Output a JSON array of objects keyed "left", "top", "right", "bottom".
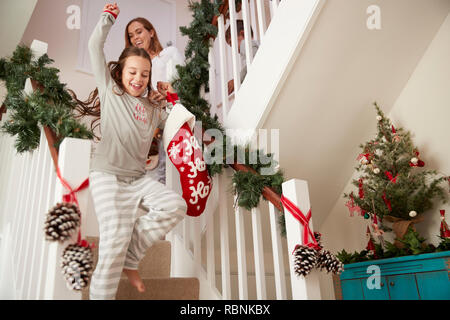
[
  {"left": 173, "top": 0, "right": 287, "bottom": 233},
  {"left": 0, "top": 0, "right": 287, "bottom": 235},
  {"left": 0, "top": 45, "right": 93, "bottom": 152}
]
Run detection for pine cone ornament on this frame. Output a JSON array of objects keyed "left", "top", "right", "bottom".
[
  {"left": 314, "top": 232, "right": 323, "bottom": 249},
  {"left": 316, "top": 249, "right": 344, "bottom": 275},
  {"left": 61, "top": 244, "right": 93, "bottom": 291},
  {"left": 44, "top": 202, "right": 80, "bottom": 242},
  {"left": 293, "top": 245, "right": 318, "bottom": 277}
]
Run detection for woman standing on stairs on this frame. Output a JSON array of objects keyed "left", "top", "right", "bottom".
[
  {"left": 125, "top": 15, "right": 185, "bottom": 185},
  {"left": 86, "top": 3, "right": 187, "bottom": 300}
]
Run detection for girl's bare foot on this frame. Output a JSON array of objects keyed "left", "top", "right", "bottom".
[{"left": 123, "top": 268, "right": 146, "bottom": 293}]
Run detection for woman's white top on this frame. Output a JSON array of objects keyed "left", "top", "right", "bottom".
[{"left": 151, "top": 46, "right": 184, "bottom": 89}]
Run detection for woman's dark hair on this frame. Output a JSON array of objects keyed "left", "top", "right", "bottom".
[{"left": 125, "top": 17, "right": 164, "bottom": 55}]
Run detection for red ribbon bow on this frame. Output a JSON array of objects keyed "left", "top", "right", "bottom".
[
  {"left": 56, "top": 166, "right": 91, "bottom": 246},
  {"left": 56, "top": 167, "right": 89, "bottom": 207},
  {"left": 357, "top": 153, "right": 371, "bottom": 162},
  {"left": 384, "top": 171, "right": 398, "bottom": 183},
  {"left": 281, "top": 195, "right": 320, "bottom": 252},
  {"left": 166, "top": 92, "right": 179, "bottom": 106},
  {"left": 79, "top": 239, "right": 96, "bottom": 249}
]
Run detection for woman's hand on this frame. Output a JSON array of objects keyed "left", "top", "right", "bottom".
[
  {"left": 156, "top": 81, "right": 175, "bottom": 97},
  {"left": 149, "top": 89, "right": 166, "bottom": 102},
  {"left": 103, "top": 2, "right": 120, "bottom": 16}
]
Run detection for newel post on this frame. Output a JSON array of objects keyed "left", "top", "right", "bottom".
[
  {"left": 282, "top": 179, "right": 322, "bottom": 300},
  {"left": 44, "top": 137, "right": 91, "bottom": 299}
]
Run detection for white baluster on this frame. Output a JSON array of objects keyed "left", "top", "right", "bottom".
[
  {"left": 206, "top": 177, "right": 217, "bottom": 287},
  {"left": 282, "top": 179, "right": 321, "bottom": 300},
  {"left": 228, "top": 0, "right": 241, "bottom": 94},
  {"left": 0, "top": 130, "right": 13, "bottom": 215},
  {"left": 234, "top": 195, "right": 248, "bottom": 300},
  {"left": 193, "top": 216, "right": 201, "bottom": 274},
  {"left": 249, "top": 0, "right": 259, "bottom": 42},
  {"left": 184, "top": 215, "right": 191, "bottom": 253},
  {"left": 9, "top": 152, "right": 27, "bottom": 267},
  {"left": 26, "top": 126, "right": 53, "bottom": 298},
  {"left": 256, "top": 0, "right": 267, "bottom": 43},
  {"left": 270, "top": 0, "right": 279, "bottom": 19},
  {"left": 208, "top": 41, "right": 217, "bottom": 117},
  {"left": 28, "top": 136, "right": 52, "bottom": 299},
  {"left": 219, "top": 173, "right": 231, "bottom": 299},
  {"left": 268, "top": 202, "right": 287, "bottom": 299},
  {"left": 217, "top": 15, "right": 229, "bottom": 120},
  {"left": 23, "top": 128, "right": 47, "bottom": 299},
  {"left": 37, "top": 167, "right": 56, "bottom": 299},
  {"left": 0, "top": 132, "right": 15, "bottom": 224},
  {"left": 251, "top": 206, "right": 267, "bottom": 299},
  {"left": 13, "top": 152, "right": 32, "bottom": 294},
  {"left": 241, "top": 0, "right": 254, "bottom": 68}
]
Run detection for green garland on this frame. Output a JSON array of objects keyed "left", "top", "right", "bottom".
[
  {"left": 0, "top": 45, "right": 93, "bottom": 152},
  {"left": 336, "top": 228, "right": 450, "bottom": 264},
  {"left": 174, "top": 0, "right": 286, "bottom": 221}
]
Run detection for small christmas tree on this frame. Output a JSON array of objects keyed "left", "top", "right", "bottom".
[{"left": 344, "top": 103, "right": 448, "bottom": 245}]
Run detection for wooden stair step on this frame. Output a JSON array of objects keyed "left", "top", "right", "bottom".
[
  {"left": 85, "top": 236, "right": 172, "bottom": 279},
  {"left": 115, "top": 277, "right": 200, "bottom": 300}
]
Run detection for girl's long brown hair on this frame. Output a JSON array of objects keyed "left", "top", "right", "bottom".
[
  {"left": 71, "top": 46, "right": 160, "bottom": 140},
  {"left": 125, "top": 17, "right": 164, "bottom": 56}
]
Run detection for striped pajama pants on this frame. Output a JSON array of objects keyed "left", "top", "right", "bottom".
[{"left": 88, "top": 171, "right": 187, "bottom": 300}]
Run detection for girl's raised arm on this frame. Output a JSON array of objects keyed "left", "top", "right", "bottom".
[{"left": 88, "top": 4, "right": 120, "bottom": 91}]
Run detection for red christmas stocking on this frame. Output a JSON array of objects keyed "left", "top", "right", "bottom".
[{"left": 163, "top": 100, "right": 212, "bottom": 217}]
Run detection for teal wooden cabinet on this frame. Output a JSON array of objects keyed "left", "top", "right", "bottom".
[{"left": 333, "top": 251, "right": 450, "bottom": 300}]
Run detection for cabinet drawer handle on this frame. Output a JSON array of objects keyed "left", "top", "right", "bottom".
[{"left": 390, "top": 281, "right": 395, "bottom": 286}]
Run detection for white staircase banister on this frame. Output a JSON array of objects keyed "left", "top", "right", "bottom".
[
  {"left": 44, "top": 137, "right": 91, "bottom": 299},
  {"left": 282, "top": 179, "right": 321, "bottom": 299}
]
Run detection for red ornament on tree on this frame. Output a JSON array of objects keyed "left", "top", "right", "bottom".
[
  {"left": 345, "top": 193, "right": 361, "bottom": 217},
  {"left": 358, "top": 178, "right": 365, "bottom": 199},
  {"left": 366, "top": 226, "right": 376, "bottom": 256},
  {"left": 384, "top": 171, "right": 398, "bottom": 183},
  {"left": 409, "top": 150, "right": 425, "bottom": 167},
  {"left": 440, "top": 210, "right": 450, "bottom": 238}
]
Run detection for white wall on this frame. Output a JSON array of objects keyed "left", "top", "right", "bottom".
[
  {"left": 0, "top": 0, "right": 38, "bottom": 105},
  {"left": 320, "top": 12, "right": 450, "bottom": 300}
]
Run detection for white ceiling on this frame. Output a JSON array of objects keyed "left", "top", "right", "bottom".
[{"left": 261, "top": 0, "right": 450, "bottom": 229}]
